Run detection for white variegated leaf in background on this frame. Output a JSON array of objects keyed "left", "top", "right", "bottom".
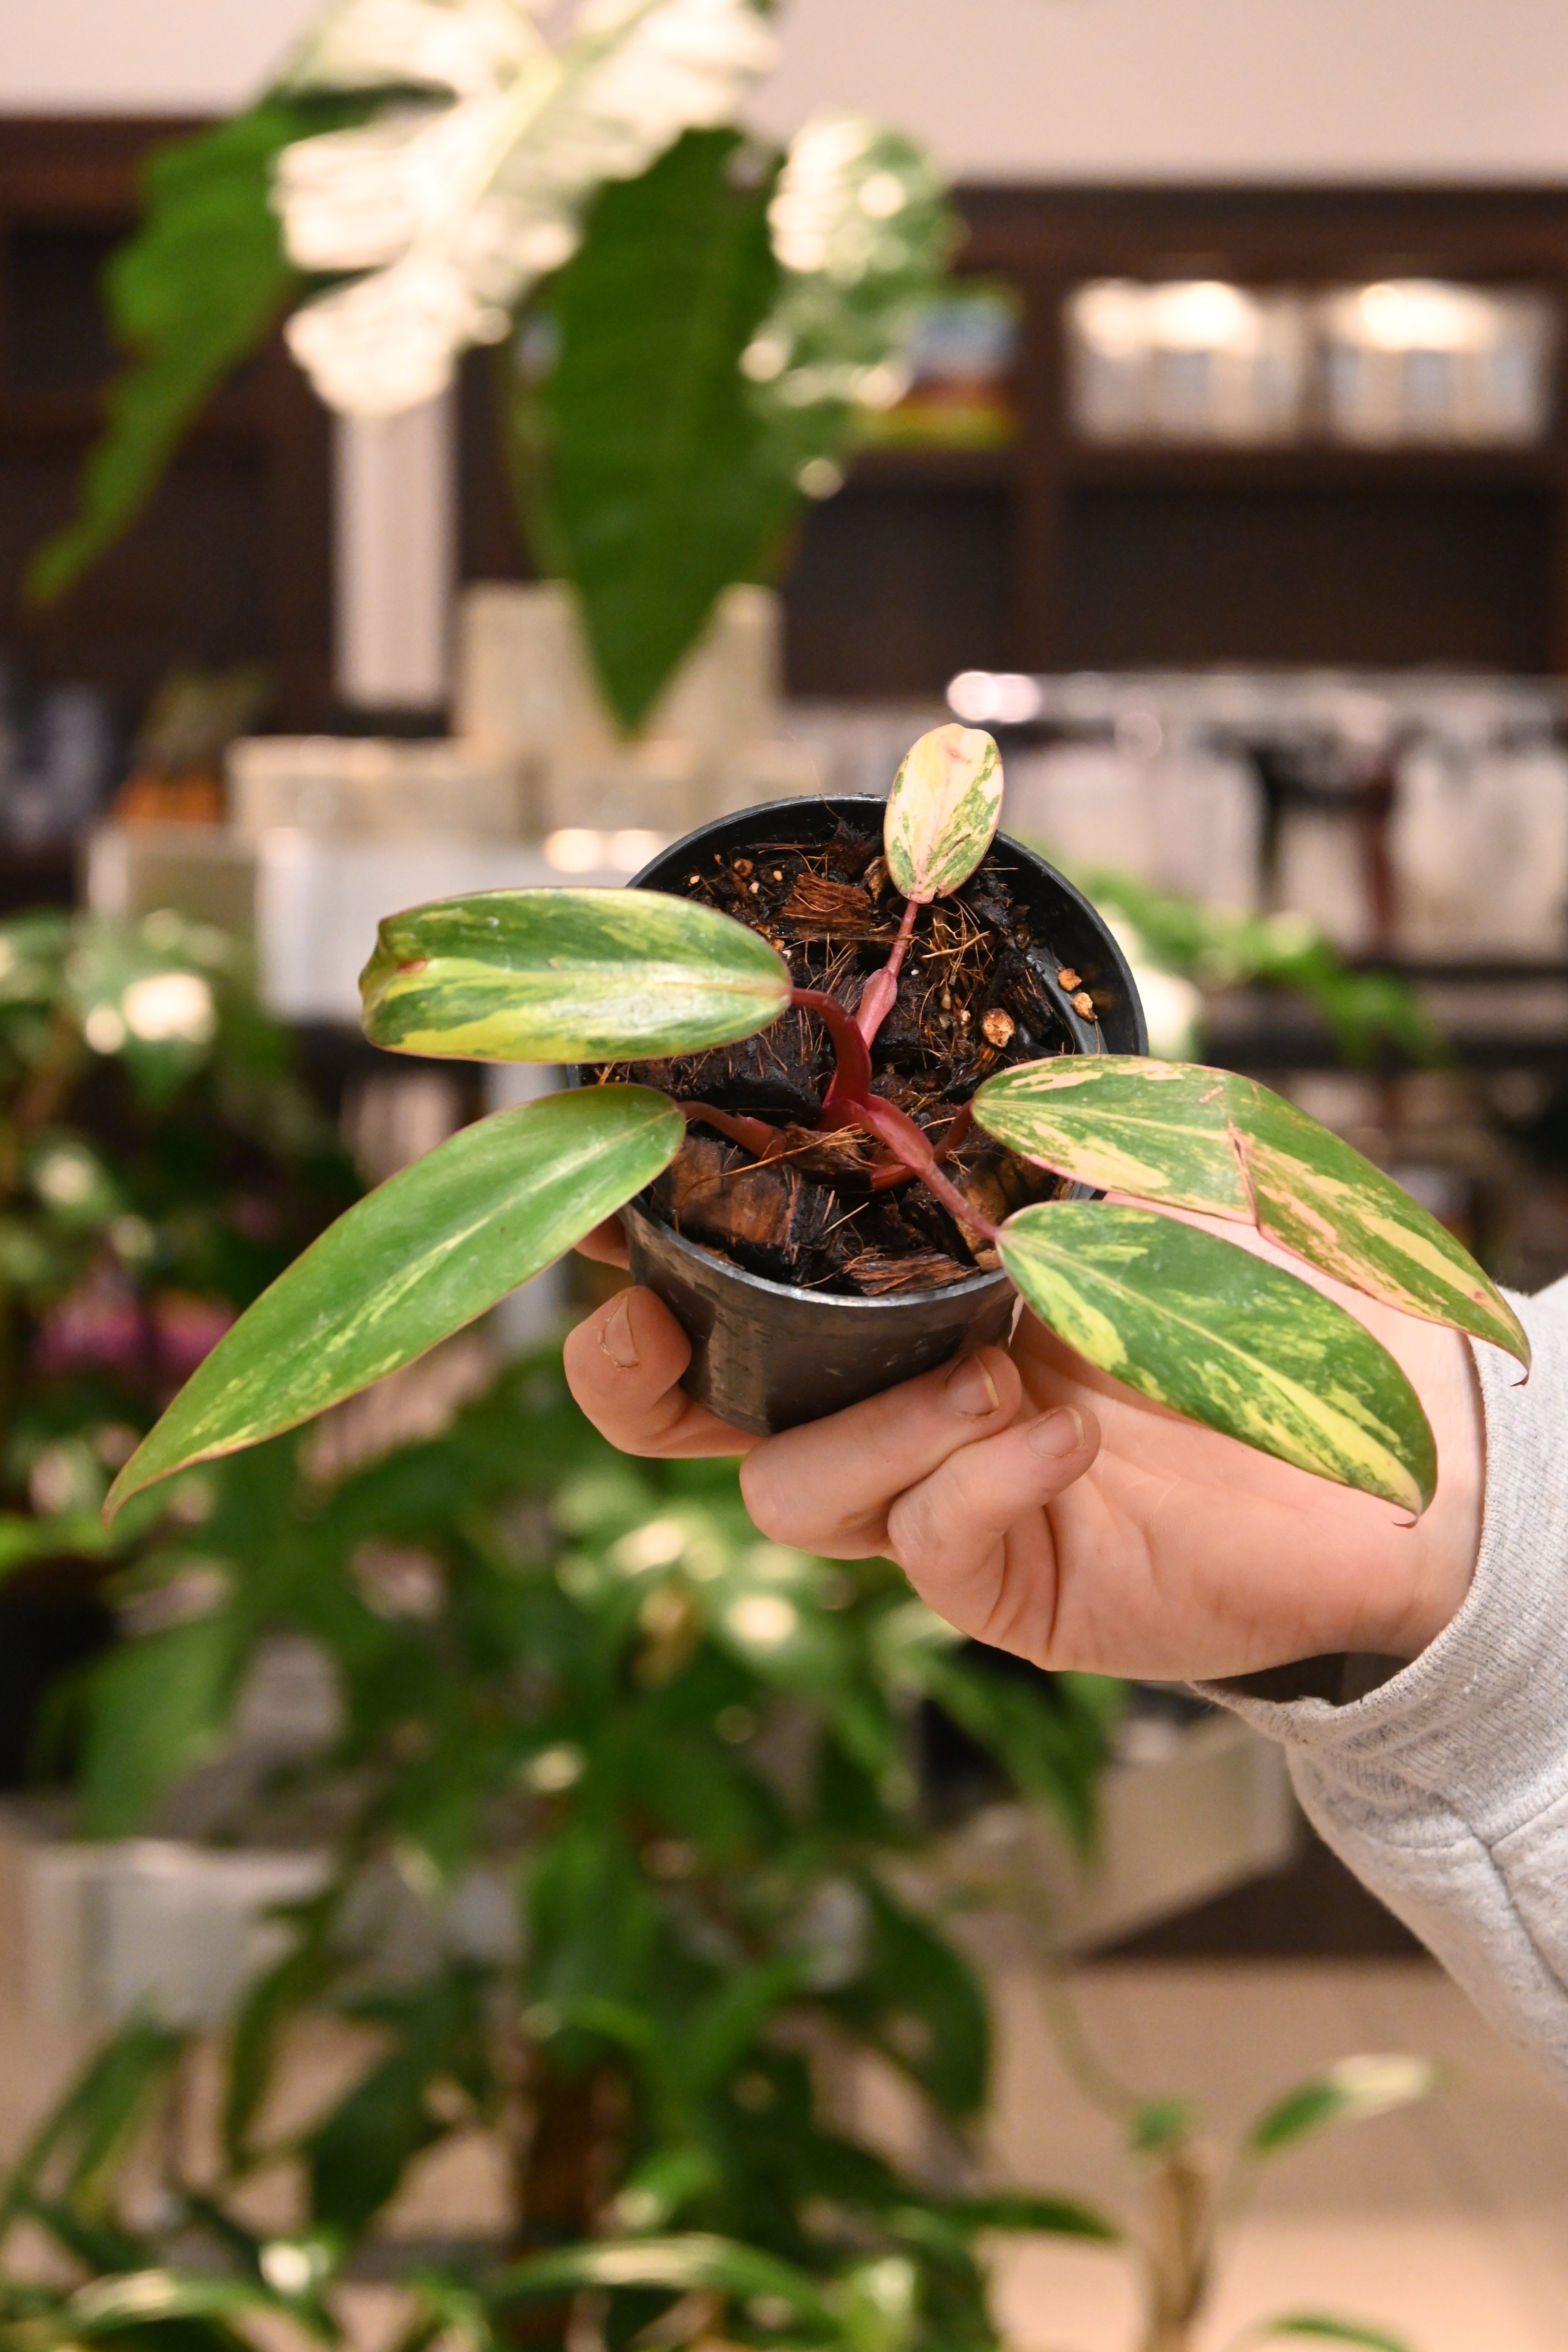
[{"left": 273, "top": 0, "right": 778, "bottom": 416}]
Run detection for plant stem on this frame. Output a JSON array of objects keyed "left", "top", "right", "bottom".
[
  {"left": 790, "top": 986, "right": 1002, "bottom": 1245},
  {"left": 855, "top": 896, "right": 920, "bottom": 1046}
]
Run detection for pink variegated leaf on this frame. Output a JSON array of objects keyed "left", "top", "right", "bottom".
[{"left": 883, "top": 724, "right": 1003, "bottom": 904}]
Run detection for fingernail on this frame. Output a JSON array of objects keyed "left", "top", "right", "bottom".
[
  {"left": 600, "top": 1293, "right": 639, "bottom": 1369},
  {"left": 1027, "top": 1407, "right": 1083, "bottom": 1459},
  {"left": 945, "top": 1354, "right": 1001, "bottom": 1418}
]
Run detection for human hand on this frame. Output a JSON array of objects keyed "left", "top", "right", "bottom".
[{"left": 563, "top": 1215, "right": 1484, "bottom": 1680}]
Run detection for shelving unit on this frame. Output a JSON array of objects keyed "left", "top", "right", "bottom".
[
  {"left": 785, "top": 182, "right": 1568, "bottom": 696},
  {"left": 0, "top": 117, "right": 335, "bottom": 731}
]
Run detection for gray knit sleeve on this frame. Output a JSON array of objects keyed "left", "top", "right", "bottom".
[{"left": 1200, "top": 1276, "right": 1568, "bottom": 2091}]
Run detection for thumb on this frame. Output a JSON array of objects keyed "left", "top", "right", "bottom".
[{"left": 884, "top": 1404, "right": 1100, "bottom": 1653}]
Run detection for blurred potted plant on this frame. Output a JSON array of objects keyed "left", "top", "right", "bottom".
[
  {"left": 29, "top": 0, "right": 955, "bottom": 743},
  {"left": 0, "top": 1350, "right": 1426, "bottom": 2352},
  {"left": 3, "top": 1346, "right": 1125, "bottom": 2352}
]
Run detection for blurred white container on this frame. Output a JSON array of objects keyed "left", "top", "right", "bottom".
[
  {"left": 1004, "top": 740, "right": 1260, "bottom": 910},
  {"left": 229, "top": 735, "right": 530, "bottom": 839},
  {"left": 1321, "top": 280, "right": 1557, "bottom": 446},
  {"left": 1067, "top": 279, "right": 1309, "bottom": 444},
  {"left": 25, "top": 1838, "right": 329, "bottom": 2028},
  {"left": 457, "top": 581, "right": 815, "bottom": 835},
  {"left": 1392, "top": 739, "right": 1568, "bottom": 957}
]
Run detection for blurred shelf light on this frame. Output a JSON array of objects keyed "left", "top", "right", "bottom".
[
  {"left": 1321, "top": 279, "right": 1556, "bottom": 446},
  {"left": 544, "top": 827, "right": 666, "bottom": 874},
  {"left": 947, "top": 671, "right": 1043, "bottom": 725},
  {"left": 1067, "top": 274, "right": 1558, "bottom": 450},
  {"left": 1067, "top": 278, "right": 1307, "bottom": 444}
]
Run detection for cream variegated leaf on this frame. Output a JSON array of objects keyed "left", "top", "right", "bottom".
[
  {"left": 998, "top": 1201, "right": 1436, "bottom": 1513},
  {"left": 883, "top": 724, "right": 1003, "bottom": 904},
  {"left": 359, "top": 886, "right": 791, "bottom": 1061},
  {"left": 975, "top": 1056, "right": 1528, "bottom": 1367},
  {"left": 273, "top": 0, "right": 778, "bottom": 414},
  {"left": 105, "top": 1086, "right": 684, "bottom": 1514}
]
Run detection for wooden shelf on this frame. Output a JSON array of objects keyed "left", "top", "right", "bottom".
[
  {"left": 844, "top": 444, "right": 1021, "bottom": 491},
  {"left": 1064, "top": 440, "right": 1562, "bottom": 491}
]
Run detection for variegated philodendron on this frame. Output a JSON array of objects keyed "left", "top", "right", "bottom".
[{"left": 106, "top": 727, "right": 1526, "bottom": 1522}]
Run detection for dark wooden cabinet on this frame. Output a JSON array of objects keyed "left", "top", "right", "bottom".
[
  {"left": 11, "top": 130, "right": 1568, "bottom": 718},
  {"left": 0, "top": 117, "right": 334, "bottom": 732},
  {"left": 784, "top": 182, "right": 1568, "bottom": 694}
]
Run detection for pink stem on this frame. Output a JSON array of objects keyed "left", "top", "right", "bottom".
[
  {"left": 855, "top": 896, "right": 921, "bottom": 1047},
  {"left": 683, "top": 1102, "right": 790, "bottom": 1160},
  {"left": 793, "top": 987, "right": 873, "bottom": 1122},
  {"left": 855, "top": 1094, "right": 1003, "bottom": 1245}
]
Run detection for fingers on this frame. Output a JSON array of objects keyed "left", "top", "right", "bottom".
[
  {"left": 740, "top": 1345, "right": 1024, "bottom": 1557},
  {"left": 563, "top": 1287, "right": 754, "bottom": 1458},
  {"left": 575, "top": 1215, "right": 630, "bottom": 1269},
  {"left": 885, "top": 1402, "right": 1101, "bottom": 1656}
]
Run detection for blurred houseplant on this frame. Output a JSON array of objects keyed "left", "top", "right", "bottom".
[
  {"left": 29, "top": 0, "right": 955, "bottom": 732},
  {"left": 0, "top": 1357, "right": 1428, "bottom": 2352},
  {"left": 3, "top": 1348, "right": 1126, "bottom": 2352},
  {"left": 0, "top": 906, "right": 355, "bottom": 1583}
]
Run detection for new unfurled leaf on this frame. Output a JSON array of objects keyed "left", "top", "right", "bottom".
[
  {"left": 105, "top": 1086, "right": 682, "bottom": 1513},
  {"left": 883, "top": 724, "right": 1003, "bottom": 903},
  {"left": 975, "top": 1057, "right": 1527, "bottom": 1367},
  {"left": 1248, "top": 2053, "right": 1439, "bottom": 2156},
  {"left": 360, "top": 887, "right": 790, "bottom": 1062},
  {"left": 997, "top": 1202, "right": 1436, "bottom": 1511}
]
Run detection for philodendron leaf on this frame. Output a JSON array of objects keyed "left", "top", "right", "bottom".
[
  {"left": 975, "top": 1057, "right": 1527, "bottom": 1367},
  {"left": 997, "top": 1202, "right": 1436, "bottom": 1511},
  {"left": 883, "top": 724, "right": 1003, "bottom": 903},
  {"left": 1247, "top": 2054, "right": 1439, "bottom": 2156},
  {"left": 361, "top": 888, "right": 790, "bottom": 1062},
  {"left": 105, "top": 1087, "right": 682, "bottom": 1514}
]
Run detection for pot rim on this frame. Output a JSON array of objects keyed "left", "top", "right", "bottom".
[{"left": 629, "top": 792, "right": 1147, "bottom": 1057}]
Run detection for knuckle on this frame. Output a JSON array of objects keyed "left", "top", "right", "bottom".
[{"left": 738, "top": 1450, "right": 800, "bottom": 1542}]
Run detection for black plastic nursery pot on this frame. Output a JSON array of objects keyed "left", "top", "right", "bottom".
[{"left": 602, "top": 795, "right": 1147, "bottom": 1438}]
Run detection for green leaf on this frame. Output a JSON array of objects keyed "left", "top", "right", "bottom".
[
  {"left": 0, "top": 2026, "right": 182, "bottom": 2233},
  {"left": 1248, "top": 2055, "right": 1439, "bottom": 2156},
  {"left": 360, "top": 889, "right": 790, "bottom": 1063},
  {"left": 525, "top": 128, "right": 794, "bottom": 731},
  {"left": 487, "top": 2234, "right": 836, "bottom": 2329},
  {"left": 975, "top": 1057, "right": 1527, "bottom": 1367},
  {"left": 826, "top": 1877, "right": 989, "bottom": 2119},
  {"left": 1253, "top": 2318, "right": 1412, "bottom": 2352},
  {"left": 936, "top": 2192, "right": 1120, "bottom": 2244},
  {"left": 883, "top": 727, "right": 1003, "bottom": 903},
  {"left": 26, "top": 104, "right": 341, "bottom": 602},
  {"left": 305, "top": 1975, "right": 489, "bottom": 2238},
  {"left": 997, "top": 1202, "right": 1437, "bottom": 1513},
  {"left": 1129, "top": 2096, "right": 1195, "bottom": 2154},
  {"left": 106, "top": 1087, "right": 682, "bottom": 1514},
  {"left": 79, "top": 1614, "right": 245, "bottom": 1838}
]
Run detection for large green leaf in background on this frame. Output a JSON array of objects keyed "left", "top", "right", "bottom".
[
  {"left": 105, "top": 1086, "right": 683, "bottom": 1514},
  {"left": 27, "top": 102, "right": 360, "bottom": 602},
  {"left": 975, "top": 1057, "right": 1527, "bottom": 1366},
  {"left": 997, "top": 1201, "right": 1437, "bottom": 1512},
  {"left": 521, "top": 129, "right": 796, "bottom": 731},
  {"left": 360, "top": 886, "right": 791, "bottom": 1060}
]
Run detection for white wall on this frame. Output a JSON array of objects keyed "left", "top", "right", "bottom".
[{"left": 6, "top": 0, "right": 1568, "bottom": 182}]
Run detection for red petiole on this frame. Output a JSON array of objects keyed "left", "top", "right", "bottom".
[
  {"left": 674, "top": 985, "right": 1002, "bottom": 1251},
  {"left": 854, "top": 894, "right": 920, "bottom": 1046}
]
